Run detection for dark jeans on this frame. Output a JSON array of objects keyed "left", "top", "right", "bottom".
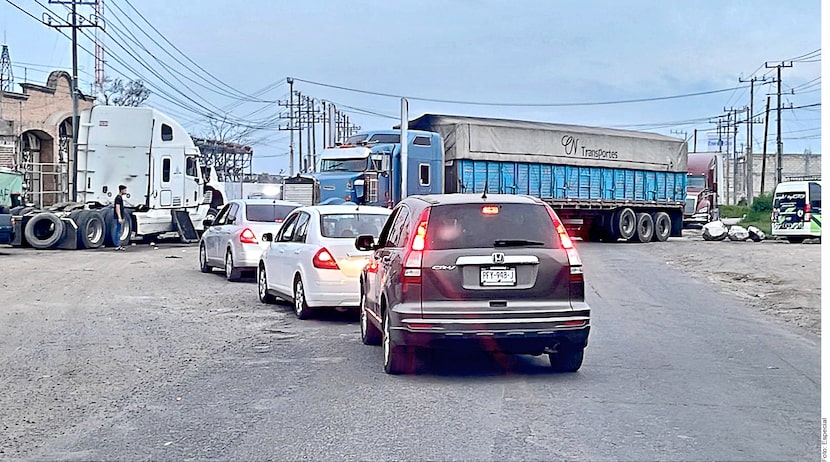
[{"left": 112, "top": 220, "right": 122, "bottom": 247}]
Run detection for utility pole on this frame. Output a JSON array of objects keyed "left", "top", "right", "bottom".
[
  {"left": 0, "top": 43, "right": 13, "bottom": 121},
  {"left": 296, "top": 91, "right": 302, "bottom": 174},
  {"left": 723, "top": 107, "right": 744, "bottom": 204},
  {"left": 693, "top": 129, "right": 697, "bottom": 152},
  {"left": 287, "top": 78, "right": 294, "bottom": 175},
  {"left": 310, "top": 99, "right": 317, "bottom": 173},
  {"left": 766, "top": 61, "right": 792, "bottom": 186},
  {"left": 760, "top": 95, "right": 772, "bottom": 194},
  {"left": 738, "top": 75, "right": 768, "bottom": 205},
  {"left": 45, "top": 0, "right": 99, "bottom": 201}
]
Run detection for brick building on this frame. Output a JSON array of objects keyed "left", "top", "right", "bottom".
[{"left": 0, "top": 71, "right": 94, "bottom": 206}]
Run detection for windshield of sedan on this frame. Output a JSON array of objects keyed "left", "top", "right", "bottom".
[
  {"left": 320, "top": 158, "right": 369, "bottom": 172},
  {"left": 246, "top": 204, "right": 298, "bottom": 223},
  {"left": 321, "top": 213, "right": 388, "bottom": 238}
]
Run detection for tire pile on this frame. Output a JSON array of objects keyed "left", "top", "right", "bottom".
[{"left": 8, "top": 205, "right": 132, "bottom": 250}]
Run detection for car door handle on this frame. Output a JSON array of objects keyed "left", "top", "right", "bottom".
[{"left": 294, "top": 249, "right": 301, "bottom": 254}]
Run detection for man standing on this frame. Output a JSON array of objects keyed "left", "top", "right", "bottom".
[{"left": 113, "top": 184, "right": 127, "bottom": 251}]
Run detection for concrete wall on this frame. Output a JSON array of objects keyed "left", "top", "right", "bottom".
[{"left": 723, "top": 152, "right": 822, "bottom": 204}]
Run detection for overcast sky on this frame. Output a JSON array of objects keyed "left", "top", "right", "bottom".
[{"left": 0, "top": 0, "right": 823, "bottom": 174}]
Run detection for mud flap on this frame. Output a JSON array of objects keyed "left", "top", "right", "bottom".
[
  {"left": 173, "top": 210, "right": 199, "bottom": 243},
  {"left": 56, "top": 217, "right": 79, "bottom": 250}
]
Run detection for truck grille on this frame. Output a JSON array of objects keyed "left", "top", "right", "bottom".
[{"left": 283, "top": 183, "right": 316, "bottom": 206}]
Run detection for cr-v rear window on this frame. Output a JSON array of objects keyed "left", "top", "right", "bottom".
[{"left": 426, "top": 203, "right": 559, "bottom": 250}]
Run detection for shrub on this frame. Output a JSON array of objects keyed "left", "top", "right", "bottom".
[{"left": 751, "top": 192, "right": 773, "bottom": 213}]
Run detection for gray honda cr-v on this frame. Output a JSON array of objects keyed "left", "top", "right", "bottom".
[{"left": 356, "top": 193, "right": 591, "bottom": 374}]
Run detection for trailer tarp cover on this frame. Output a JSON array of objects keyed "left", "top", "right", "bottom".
[{"left": 408, "top": 114, "right": 687, "bottom": 173}]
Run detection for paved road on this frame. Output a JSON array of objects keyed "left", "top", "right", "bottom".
[{"left": 2, "top": 242, "right": 819, "bottom": 461}]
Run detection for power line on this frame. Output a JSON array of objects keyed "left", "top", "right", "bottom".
[{"left": 291, "top": 76, "right": 748, "bottom": 107}]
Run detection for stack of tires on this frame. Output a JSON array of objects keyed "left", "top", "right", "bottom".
[{"left": 9, "top": 206, "right": 131, "bottom": 250}]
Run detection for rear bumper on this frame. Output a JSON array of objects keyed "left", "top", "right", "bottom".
[
  {"left": 305, "top": 276, "right": 361, "bottom": 308},
  {"left": 388, "top": 306, "right": 591, "bottom": 354}
]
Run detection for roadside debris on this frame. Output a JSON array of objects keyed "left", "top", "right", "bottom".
[
  {"left": 727, "top": 225, "right": 750, "bottom": 241},
  {"left": 747, "top": 226, "right": 766, "bottom": 242},
  {"left": 702, "top": 221, "right": 727, "bottom": 241}
]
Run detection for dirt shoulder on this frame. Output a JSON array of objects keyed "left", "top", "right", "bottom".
[{"left": 645, "top": 229, "right": 821, "bottom": 337}]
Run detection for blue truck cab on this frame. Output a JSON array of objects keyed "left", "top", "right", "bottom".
[{"left": 282, "top": 129, "right": 444, "bottom": 207}]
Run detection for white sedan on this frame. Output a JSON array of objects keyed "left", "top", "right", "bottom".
[
  {"left": 257, "top": 204, "right": 391, "bottom": 319},
  {"left": 199, "top": 199, "right": 301, "bottom": 281}
]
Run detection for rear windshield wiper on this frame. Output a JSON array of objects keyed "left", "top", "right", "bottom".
[{"left": 493, "top": 239, "right": 545, "bottom": 247}]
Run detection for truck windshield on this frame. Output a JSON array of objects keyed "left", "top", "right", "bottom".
[
  {"left": 320, "top": 158, "right": 368, "bottom": 172},
  {"left": 687, "top": 175, "right": 705, "bottom": 189}
]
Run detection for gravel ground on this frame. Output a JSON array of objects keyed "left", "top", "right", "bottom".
[
  {"left": 0, "top": 230, "right": 821, "bottom": 458},
  {"left": 643, "top": 229, "right": 822, "bottom": 336}
]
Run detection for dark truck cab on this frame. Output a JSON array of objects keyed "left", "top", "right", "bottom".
[{"left": 0, "top": 192, "right": 22, "bottom": 245}]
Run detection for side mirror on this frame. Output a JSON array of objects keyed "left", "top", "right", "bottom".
[
  {"left": 262, "top": 232, "right": 273, "bottom": 243},
  {"left": 354, "top": 234, "right": 376, "bottom": 251},
  {"left": 203, "top": 218, "right": 214, "bottom": 227}
]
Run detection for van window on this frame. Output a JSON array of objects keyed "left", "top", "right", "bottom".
[
  {"left": 162, "top": 158, "right": 171, "bottom": 183},
  {"left": 809, "top": 182, "right": 821, "bottom": 210},
  {"left": 161, "top": 124, "right": 174, "bottom": 141},
  {"left": 427, "top": 203, "right": 559, "bottom": 250}
]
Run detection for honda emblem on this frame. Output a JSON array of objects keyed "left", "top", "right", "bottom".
[{"left": 492, "top": 252, "right": 505, "bottom": 264}]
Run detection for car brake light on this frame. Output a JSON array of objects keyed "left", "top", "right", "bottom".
[
  {"left": 482, "top": 205, "right": 499, "bottom": 215},
  {"left": 804, "top": 204, "right": 812, "bottom": 222},
  {"left": 402, "top": 207, "right": 431, "bottom": 284},
  {"left": 313, "top": 247, "right": 340, "bottom": 270},
  {"left": 365, "top": 259, "right": 379, "bottom": 273},
  {"left": 239, "top": 228, "right": 258, "bottom": 244}
]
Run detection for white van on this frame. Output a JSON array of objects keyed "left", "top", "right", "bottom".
[{"left": 771, "top": 179, "right": 821, "bottom": 243}]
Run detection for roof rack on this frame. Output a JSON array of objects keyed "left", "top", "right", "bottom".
[{"left": 783, "top": 175, "right": 821, "bottom": 182}]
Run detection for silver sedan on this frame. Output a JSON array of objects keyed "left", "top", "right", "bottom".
[{"left": 199, "top": 199, "right": 301, "bottom": 281}]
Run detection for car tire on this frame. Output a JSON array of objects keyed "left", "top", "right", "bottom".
[
  {"left": 293, "top": 276, "right": 312, "bottom": 319},
  {"left": 199, "top": 243, "right": 212, "bottom": 273},
  {"left": 615, "top": 208, "right": 636, "bottom": 241},
  {"left": 632, "top": 212, "right": 654, "bottom": 243},
  {"left": 258, "top": 264, "right": 275, "bottom": 304},
  {"left": 225, "top": 249, "right": 241, "bottom": 281},
  {"left": 383, "top": 308, "right": 412, "bottom": 374},
  {"left": 786, "top": 236, "right": 805, "bottom": 244},
  {"left": 549, "top": 347, "right": 584, "bottom": 372},
  {"left": 360, "top": 290, "right": 382, "bottom": 345},
  {"left": 651, "top": 212, "right": 671, "bottom": 242}
]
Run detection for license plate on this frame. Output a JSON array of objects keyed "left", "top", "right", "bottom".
[{"left": 480, "top": 267, "right": 516, "bottom": 286}]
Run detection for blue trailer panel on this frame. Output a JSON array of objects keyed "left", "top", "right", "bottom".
[{"left": 456, "top": 159, "right": 686, "bottom": 204}]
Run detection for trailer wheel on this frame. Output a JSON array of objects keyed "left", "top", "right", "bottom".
[
  {"left": 632, "top": 212, "right": 654, "bottom": 243},
  {"left": 651, "top": 212, "right": 671, "bottom": 242},
  {"left": 24, "top": 212, "right": 65, "bottom": 249},
  {"left": 615, "top": 208, "right": 637, "bottom": 240},
  {"left": 76, "top": 210, "right": 106, "bottom": 249}
]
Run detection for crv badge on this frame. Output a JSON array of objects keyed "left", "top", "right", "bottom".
[{"left": 492, "top": 252, "right": 505, "bottom": 264}]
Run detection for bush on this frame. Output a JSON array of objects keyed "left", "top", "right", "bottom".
[
  {"left": 751, "top": 192, "right": 773, "bottom": 213},
  {"left": 720, "top": 204, "right": 746, "bottom": 218}
]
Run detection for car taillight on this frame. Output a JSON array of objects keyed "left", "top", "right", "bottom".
[
  {"left": 313, "top": 247, "right": 340, "bottom": 270},
  {"left": 365, "top": 258, "right": 379, "bottom": 273},
  {"left": 402, "top": 207, "right": 431, "bottom": 284},
  {"left": 239, "top": 228, "right": 258, "bottom": 244},
  {"left": 546, "top": 205, "right": 584, "bottom": 295},
  {"left": 804, "top": 204, "right": 812, "bottom": 222}
]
